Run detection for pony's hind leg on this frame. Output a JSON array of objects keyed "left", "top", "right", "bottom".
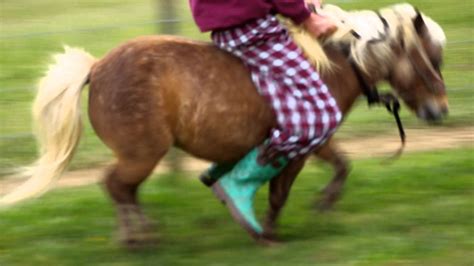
[
  {"left": 315, "top": 141, "right": 350, "bottom": 211},
  {"left": 104, "top": 155, "right": 163, "bottom": 248}
]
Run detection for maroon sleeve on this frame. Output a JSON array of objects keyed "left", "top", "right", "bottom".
[{"left": 271, "top": 0, "right": 311, "bottom": 24}]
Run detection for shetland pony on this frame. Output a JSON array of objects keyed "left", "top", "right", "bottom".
[{"left": 1, "top": 4, "right": 447, "bottom": 246}]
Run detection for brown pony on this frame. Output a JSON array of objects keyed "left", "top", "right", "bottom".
[{"left": 0, "top": 4, "right": 447, "bottom": 246}]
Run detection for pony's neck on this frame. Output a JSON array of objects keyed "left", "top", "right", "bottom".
[
  {"left": 358, "top": 60, "right": 387, "bottom": 90},
  {"left": 321, "top": 45, "right": 385, "bottom": 114}
]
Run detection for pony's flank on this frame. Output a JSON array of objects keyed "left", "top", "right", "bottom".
[{"left": 0, "top": 47, "right": 96, "bottom": 205}]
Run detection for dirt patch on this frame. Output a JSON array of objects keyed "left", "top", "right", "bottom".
[
  {"left": 339, "top": 126, "right": 473, "bottom": 158},
  {"left": 1, "top": 126, "right": 472, "bottom": 194}
]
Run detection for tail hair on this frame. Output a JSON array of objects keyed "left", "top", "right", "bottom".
[{"left": 0, "top": 46, "right": 96, "bottom": 205}]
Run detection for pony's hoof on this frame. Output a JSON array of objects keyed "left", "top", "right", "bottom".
[
  {"left": 262, "top": 223, "right": 278, "bottom": 240},
  {"left": 256, "top": 234, "right": 281, "bottom": 246},
  {"left": 317, "top": 200, "right": 334, "bottom": 212},
  {"left": 317, "top": 192, "right": 340, "bottom": 212},
  {"left": 261, "top": 230, "right": 278, "bottom": 242},
  {"left": 120, "top": 233, "right": 158, "bottom": 250}
]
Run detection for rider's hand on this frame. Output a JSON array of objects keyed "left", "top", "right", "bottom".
[{"left": 302, "top": 12, "right": 337, "bottom": 39}]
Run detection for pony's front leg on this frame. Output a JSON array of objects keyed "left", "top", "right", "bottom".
[
  {"left": 103, "top": 157, "right": 160, "bottom": 249},
  {"left": 314, "top": 141, "right": 350, "bottom": 211},
  {"left": 263, "top": 159, "right": 306, "bottom": 240}
]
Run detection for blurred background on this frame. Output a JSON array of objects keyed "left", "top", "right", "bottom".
[{"left": 0, "top": 0, "right": 472, "bottom": 265}]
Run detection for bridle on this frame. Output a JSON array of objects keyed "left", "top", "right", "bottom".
[{"left": 351, "top": 12, "right": 406, "bottom": 158}]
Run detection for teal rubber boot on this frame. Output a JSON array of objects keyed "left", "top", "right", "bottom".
[{"left": 211, "top": 147, "right": 288, "bottom": 237}]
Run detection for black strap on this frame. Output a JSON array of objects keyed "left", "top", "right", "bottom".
[
  {"left": 378, "top": 93, "right": 406, "bottom": 160},
  {"left": 379, "top": 93, "right": 406, "bottom": 145},
  {"left": 377, "top": 12, "right": 390, "bottom": 30},
  {"left": 348, "top": 59, "right": 380, "bottom": 105}
]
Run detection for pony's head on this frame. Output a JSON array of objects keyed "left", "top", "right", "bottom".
[
  {"left": 381, "top": 4, "right": 448, "bottom": 122},
  {"left": 285, "top": 3, "right": 448, "bottom": 123}
]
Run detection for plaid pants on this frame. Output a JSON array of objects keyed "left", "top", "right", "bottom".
[{"left": 212, "top": 15, "right": 342, "bottom": 160}]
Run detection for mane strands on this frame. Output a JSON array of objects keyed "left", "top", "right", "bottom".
[
  {"left": 388, "top": 3, "right": 446, "bottom": 46},
  {"left": 282, "top": 3, "right": 446, "bottom": 76},
  {"left": 282, "top": 18, "right": 334, "bottom": 73}
]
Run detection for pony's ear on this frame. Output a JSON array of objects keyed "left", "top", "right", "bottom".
[{"left": 413, "top": 8, "right": 427, "bottom": 36}]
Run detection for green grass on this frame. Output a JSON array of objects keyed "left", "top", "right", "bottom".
[
  {"left": 0, "top": 148, "right": 472, "bottom": 265},
  {"left": 0, "top": 0, "right": 473, "bottom": 171},
  {"left": 1, "top": 1, "right": 472, "bottom": 265}
]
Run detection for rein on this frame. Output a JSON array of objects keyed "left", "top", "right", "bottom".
[
  {"left": 343, "top": 12, "right": 406, "bottom": 158},
  {"left": 348, "top": 56, "right": 406, "bottom": 159}
]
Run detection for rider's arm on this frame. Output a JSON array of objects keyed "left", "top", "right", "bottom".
[{"left": 271, "top": 0, "right": 335, "bottom": 39}]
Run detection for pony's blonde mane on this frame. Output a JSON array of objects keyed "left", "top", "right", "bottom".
[{"left": 283, "top": 3, "right": 446, "bottom": 75}]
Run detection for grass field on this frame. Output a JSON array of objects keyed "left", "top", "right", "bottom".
[
  {"left": 0, "top": 148, "right": 473, "bottom": 265},
  {"left": 0, "top": 0, "right": 473, "bottom": 172}
]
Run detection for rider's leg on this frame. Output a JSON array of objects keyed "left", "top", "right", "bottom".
[{"left": 207, "top": 15, "right": 342, "bottom": 236}]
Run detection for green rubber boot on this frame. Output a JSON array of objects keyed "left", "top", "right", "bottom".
[{"left": 211, "top": 147, "right": 288, "bottom": 237}]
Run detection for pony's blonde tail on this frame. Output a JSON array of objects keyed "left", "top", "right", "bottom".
[{"left": 0, "top": 46, "right": 96, "bottom": 206}]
